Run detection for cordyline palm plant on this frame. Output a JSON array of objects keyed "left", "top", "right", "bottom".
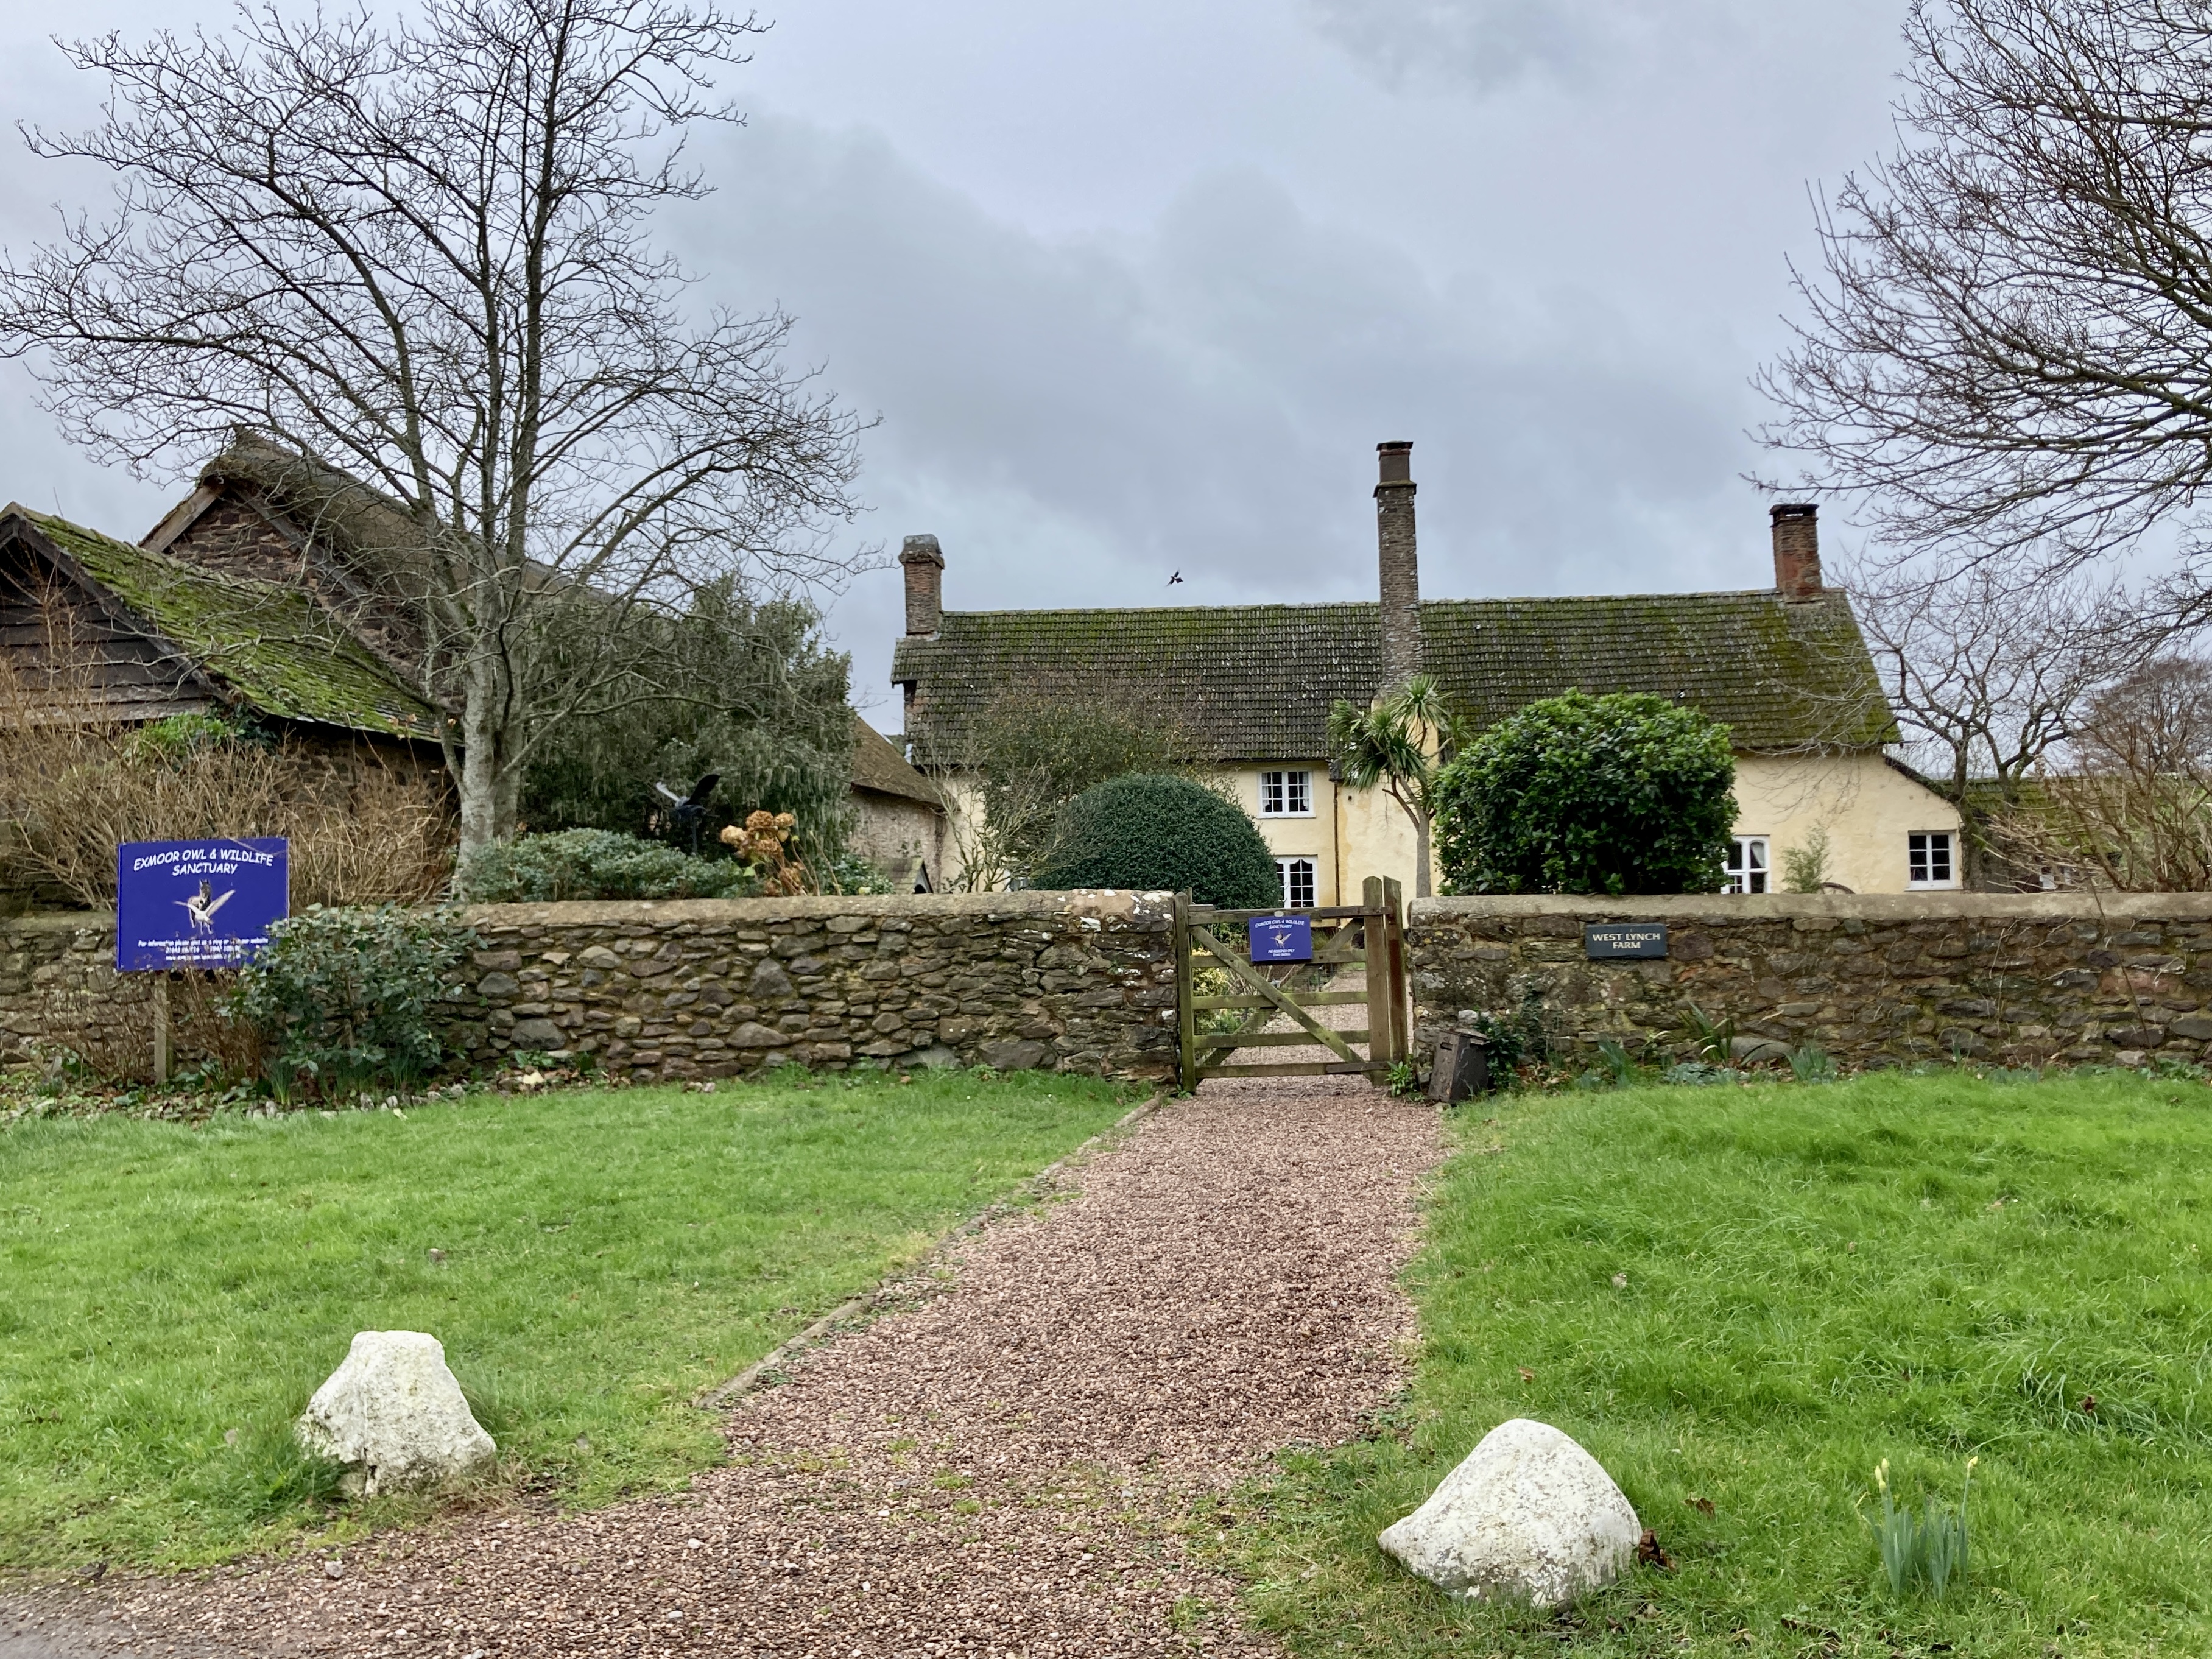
[{"left": 1327, "top": 673, "right": 1464, "bottom": 898}]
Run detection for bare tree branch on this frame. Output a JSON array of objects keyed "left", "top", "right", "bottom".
[
  {"left": 0, "top": 0, "right": 869, "bottom": 854},
  {"left": 1759, "top": 0, "right": 2212, "bottom": 586}
]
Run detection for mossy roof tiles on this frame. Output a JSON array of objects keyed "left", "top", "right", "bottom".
[
  {"left": 21, "top": 509, "right": 443, "bottom": 741},
  {"left": 850, "top": 712, "right": 941, "bottom": 806},
  {"left": 891, "top": 590, "right": 1897, "bottom": 758}
]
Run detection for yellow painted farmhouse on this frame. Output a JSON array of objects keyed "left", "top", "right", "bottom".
[{"left": 890, "top": 444, "right": 1962, "bottom": 901}]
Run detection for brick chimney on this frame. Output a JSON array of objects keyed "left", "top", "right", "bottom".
[
  {"left": 1770, "top": 503, "right": 1822, "bottom": 598},
  {"left": 900, "top": 534, "right": 945, "bottom": 636},
  {"left": 1375, "top": 441, "right": 1421, "bottom": 690}
]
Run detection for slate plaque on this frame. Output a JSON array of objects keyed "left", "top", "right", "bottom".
[
  {"left": 116, "top": 837, "right": 290, "bottom": 971},
  {"left": 1249, "top": 914, "right": 1314, "bottom": 962},
  {"left": 1583, "top": 921, "right": 1668, "bottom": 960}
]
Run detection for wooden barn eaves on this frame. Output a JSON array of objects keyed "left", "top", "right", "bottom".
[{"left": 1, "top": 505, "right": 443, "bottom": 742}]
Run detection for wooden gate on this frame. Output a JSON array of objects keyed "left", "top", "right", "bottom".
[{"left": 1172, "top": 876, "right": 1411, "bottom": 1091}]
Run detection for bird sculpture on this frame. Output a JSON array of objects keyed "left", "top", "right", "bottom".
[
  {"left": 179, "top": 880, "right": 234, "bottom": 934},
  {"left": 652, "top": 772, "right": 721, "bottom": 856}
]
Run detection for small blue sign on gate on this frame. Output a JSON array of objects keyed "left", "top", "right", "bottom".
[
  {"left": 115, "top": 837, "right": 290, "bottom": 971},
  {"left": 1248, "top": 913, "right": 1314, "bottom": 963}
]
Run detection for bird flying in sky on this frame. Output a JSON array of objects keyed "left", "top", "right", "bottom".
[{"left": 1167, "top": 571, "right": 1183, "bottom": 585}]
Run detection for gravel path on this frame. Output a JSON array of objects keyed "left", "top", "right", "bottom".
[{"left": 4, "top": 1080, "right": 1442, "bottom": 1657}]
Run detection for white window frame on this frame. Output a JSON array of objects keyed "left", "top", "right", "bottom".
[
  {"left": 1908, "top": 831, "right": 1958, "bottom": 890},
  {"left": 1275, "top": 856, "right": 1317, "bottom": 910},
  {"left": 1724, "top": 834, "right": 1770, "bottom": 895},
  {"left": 1258, "top": 769, "right": 1314, "bottom": 817}
]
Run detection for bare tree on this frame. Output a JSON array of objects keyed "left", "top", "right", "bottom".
[
  {"left": 1841, "top": 552, "right": 2164, "bottom": 885},
  {"left": 1995, "top": 654, "right": 2212, "bottom": 890},
  {"left": 0, "top": 0, "right": 864, "bottom": 855},
  {"left": 2076, "top": 655, "right": 2212, "bottom": 773},
  {"left": 910, "top": 685, "right": 1203, "bottom": 893},
  {"left": 1760, "top": 0, "right": 2212, "bottom": 584}
]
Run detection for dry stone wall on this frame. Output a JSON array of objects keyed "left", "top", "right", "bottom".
[
  {"left": 1410, "top": 893, "right": 2212, "bottom": 1071},
  {"left": 0, "top": 914, "right": 149, "bottom": 1068},
  {"left": 0, "top": 892, "right": 1181, "bottom": 1083},
  {"left": 448, "top": 892, "right": 1178, "bottom": 1082}
]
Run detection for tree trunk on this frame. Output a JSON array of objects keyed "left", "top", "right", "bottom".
[
  {"left": 454, "top": 651, "right": 519, "bottom": 862},
  {"left": 1414, "top": 812, "right": 1432, "bottom": 899},
  {"left": 456, "top": 732, "right": 504, "bottom": 864}
]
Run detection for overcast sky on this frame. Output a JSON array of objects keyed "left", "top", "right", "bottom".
[{"left": 0, "top": 0, "right": 1911, "bottom": 717}]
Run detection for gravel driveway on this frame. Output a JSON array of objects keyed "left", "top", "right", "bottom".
[{"left": 5, "top": 1080, "right": 1442, "bottom": 1657}]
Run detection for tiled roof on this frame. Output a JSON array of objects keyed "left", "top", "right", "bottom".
[
  {"left": 21, "top": 509, "right": 445, "bottom": 742},
  {"left": 851, "top": 713, "right": 942, "bottom": 806},
  {"left": 891, "top": 590, "right": 1897, "bottom": 759}
]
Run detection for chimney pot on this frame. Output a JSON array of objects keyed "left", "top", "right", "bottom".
[
  {"left": 1770, "top": 503, "right": 1821, "bottom": 599},
  {"left": 1375, "top": 442, "right": 1421, "bottom": 689},
  {"left": 900, "top": 534, "right": 945, "bottom": 636}
]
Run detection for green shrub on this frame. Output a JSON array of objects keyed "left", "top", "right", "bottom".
[
  {"left": 228, "top": 906, "right": 476, "bottom": 1098},
  {"left": 520, "top": 581, "right": 857, "bottom": 867},
  {"left": 1460, "top": 980, "right": 1552, "bottom": 1082},
  {"left": 1433, "top": 689, "right": 1736, "bottom": 895},
  {"left": 819, "top": 850, "right": 896, "bottom": 895},
  {"left": 1033, "top": 773, "right": 1278, "bottom": 907},
  {"left": 457, "top": 828, "right": 756, "bottom": 902}
]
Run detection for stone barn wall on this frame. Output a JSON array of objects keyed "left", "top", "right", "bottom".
[
  {"left": 1409, "top": 892, "right": 2212, "bottom": 1072},
  {"left": 0, "top": 891, "right": 1180, "bottom": 1084}
]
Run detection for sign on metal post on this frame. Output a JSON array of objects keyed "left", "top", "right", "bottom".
[
  {"left": 1248, "top": 914, "right": 1314, "bottom": 963},
  {"left": 115, "top": 838, "right": 291, "bottom": 972},
  {"left": 1583, "top": 922, "right": 1668, "bottom": 960}
]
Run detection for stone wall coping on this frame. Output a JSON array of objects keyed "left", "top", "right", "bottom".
[
  {"left": 1411, "top": 892, "right": 2212, "bottom": 925},
  {"left": 0, "top": 909, "right": 116, "bottom": 935},
  {"left": 0, "top": 890, "right": 1182, "bottom": 939},
  {"left": 458, "top": 889, "right": 1175, "bottom": 928}
]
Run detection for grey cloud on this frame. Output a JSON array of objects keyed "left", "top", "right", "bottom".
[
  {"left": 1303, "top": 0, "right": 1759, "bottom": 93},
  {"left": 674, "top": 111, "right": 1774, "bottom": 703}
]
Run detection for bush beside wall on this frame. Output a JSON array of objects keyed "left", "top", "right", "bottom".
[{"left": 1411, "top": 892, "right": 2212, "bottom": 1071}]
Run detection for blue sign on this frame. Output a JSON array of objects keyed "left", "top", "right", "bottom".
[
  {"left": 115, "top": 838, "right": 290, "bottom": 971},
  {"left": 1249, "top": 913, "right": 1314, "bottom": 963}
]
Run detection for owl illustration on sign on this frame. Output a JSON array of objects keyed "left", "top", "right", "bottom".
[{"left": 179, "top": 880, "right": 234, "bottom": 934}]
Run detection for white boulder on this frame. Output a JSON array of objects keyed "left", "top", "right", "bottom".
[
  {"left": 295, "top": 1331, "right": 496, "bottom": 1496},
  {"left": 1378, "top": 1418, "right": 1640, "bottom": 1607}
]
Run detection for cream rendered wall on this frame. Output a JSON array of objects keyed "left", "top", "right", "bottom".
[
  {"left": 1317, "top": 748, "right": 1960, "bottom": 900},
  {"left": 1214, "top": 766, "right": 1344, "bottom": 906},
  {"left": 940, "top": 750, "right": 1952, "bottom": 900},
  {"left": 1219, "top": 762, "right": 1439, "bottom": 903},
  {"left": 1333, "top": 773, "right": 1432, "bottom": 898},
  {"left": 1731, "top": 751, "right": 1962, "bottom": 895},
  {"left": 934, "top": 768, "right": 1356, "bottom": 900},
  {"left": 848, "top": 791, "right": 951, "bottom": 891}
]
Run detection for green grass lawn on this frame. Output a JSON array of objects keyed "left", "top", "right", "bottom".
[
  {"left": 1236, "top": 1073, "right": 2212, "bottom": 1659},
  {"left": 0, "top": 1068, "right": 1136, "bottom": 1568}
]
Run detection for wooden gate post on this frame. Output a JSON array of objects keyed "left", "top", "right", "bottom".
[
  {"left": 1174, "top": 890, "right": 1197, "bottom": 1094},
  {"left": 1382, "top": 875, "right": 1409, "bottom": 1063},
  {"left": 1361, "top": 877, "right": 1391, "bottom": 1082}
]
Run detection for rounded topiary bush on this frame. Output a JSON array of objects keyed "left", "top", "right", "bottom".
[
  {"left": 1034, "top": 773, "right": 1279, "bottom": 907},
  {"left": 1433, "top": 689, "right": 1736, "bottom": 895}
]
